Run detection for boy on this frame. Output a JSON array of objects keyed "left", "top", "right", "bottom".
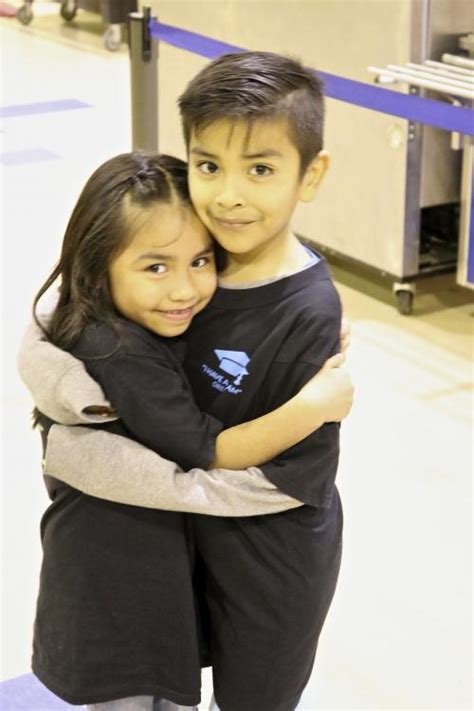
[{"left": 20, "top": 52, "right": 348, "bottom": 710}]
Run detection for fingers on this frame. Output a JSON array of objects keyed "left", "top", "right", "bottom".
[
  {"left": 340, "top": 317, "right": 351, "bottom": 353},
  {"left": 324, "top": 352, "right": 345, "bottom": 369}
]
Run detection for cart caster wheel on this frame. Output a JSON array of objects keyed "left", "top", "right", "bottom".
[
  {"left": 17, "top": 4, "right": 33, "bottom": 25},
  {"left": 60, "top": 1, "right": 77, "bottom": 22},
  {"left": 103, "top": 25, "right": 121, "bottom": 51},
  {"left": 395, "top": 289, "right": 414, "bottom": 315}
]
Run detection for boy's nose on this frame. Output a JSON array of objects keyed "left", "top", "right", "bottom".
[{"left": 215, "top": 179, "right": 246, "bottom": 210}]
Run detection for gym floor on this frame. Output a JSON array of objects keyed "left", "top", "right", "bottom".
[{"left": 1, "top": 3, "right": 472, "bottom": 709}]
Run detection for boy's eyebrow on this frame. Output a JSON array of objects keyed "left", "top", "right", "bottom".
[
  {"left": 242, "top": 149, "right": 283, "bottom": 159},
  {"left": 190, "top": 147, "right": 283, "bottom": 160},
  {"left": 190, "top": 147, "right": 219, "bottom": 159}
]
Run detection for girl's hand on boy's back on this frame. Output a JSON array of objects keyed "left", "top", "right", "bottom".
[
  {"left": 300, "top": 352, "right": 354, "bottom": 424},
  {"left": 340, "top": 317, "right": 351, "bottom": 354}
]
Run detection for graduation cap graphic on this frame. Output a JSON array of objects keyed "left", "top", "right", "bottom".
[{"left": 214, "top": 350, "right": 250, "bottom": 386}]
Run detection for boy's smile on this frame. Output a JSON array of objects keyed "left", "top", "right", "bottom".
[{"left": 188, "top": 118, "right": 327, "bottom": 271}]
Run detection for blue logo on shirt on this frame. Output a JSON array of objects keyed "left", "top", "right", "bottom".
[
  {"left": 214, "top": 350, "right": 250, "bottom": 385},
  {"left": 201, "top": 349, "right": 251, "bottom": 395}
]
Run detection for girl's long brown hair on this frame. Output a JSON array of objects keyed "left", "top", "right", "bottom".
[{"left": 33, "top": 152, "right": 191, "bottom": 350}]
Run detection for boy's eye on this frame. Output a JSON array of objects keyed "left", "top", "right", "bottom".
[
  {"left": 146, "top": 263, "right": 167, "bottom": 274},
  {"left": 197, "top": 161, "right": 219, "bottom": 175},
  {"left": 249, "top": 164, "right": 273, "bottom": 177}
]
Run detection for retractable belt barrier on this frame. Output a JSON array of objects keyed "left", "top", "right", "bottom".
[
  {"left": 129, "top": 13, "right": 474, "bottom": 287},
  {"left": 148, "top": 20, "right": 474, "bottom": 137}
]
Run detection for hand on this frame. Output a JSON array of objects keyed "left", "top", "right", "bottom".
[
  {"left": 300, "top": 353, "right": 354, "bottom": 423},
  {"left": 340, "top": 318, "right": 351, "bottom": 355},
  {"left": 83, "top": 405, "right": 117, "bottom": 417}
]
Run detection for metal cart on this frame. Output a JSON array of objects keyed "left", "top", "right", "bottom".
[
  {"left": 368, "top": 41, "right": 474, "bottom": 313},
  {"left": 289, "top": 0, "right": 473, "bottom": 315},
  {"left": 17, "top": 0, "right": 137, "bottom": 51}
]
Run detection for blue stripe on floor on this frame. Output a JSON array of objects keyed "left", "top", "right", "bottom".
[
  {"left": 0, "top": 673, "right": 83, "bottom": 710},
  {"left": 0, "top": 149, "right": 60, "bottom": 166},
  {"left": 0, "top": 99, "right": 92, "bottom": 118}
]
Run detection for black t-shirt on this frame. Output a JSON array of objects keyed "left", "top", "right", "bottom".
[
  {"left": 184, "top": 254, "right": 341, "bottom": 507},
  {"left": 33, "top": 318, "right": 222, "bottom": 704}
]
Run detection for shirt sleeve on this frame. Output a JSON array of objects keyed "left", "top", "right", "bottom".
[
  {"left": 45, "top": 424, "right": 303, "bottom": 517},
  {"left": 17, "top": 322, "right": 116, "bottom": 425},
  {"left": 92, "top": 352, "right": 223, "bottom": 470}
]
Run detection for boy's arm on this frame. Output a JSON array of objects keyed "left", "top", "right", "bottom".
[
  {"left": 17, "top": 322, "right": 115, "bottom": 425},
  {"left": 45, "top": 425, "right": 302, "bottom": 517}
]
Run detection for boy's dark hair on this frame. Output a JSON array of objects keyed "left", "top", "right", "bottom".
[
  {"left": 178, "top": 51, "right": 325, "bottom": 175},
  {"left": 33, "top": 152, "right": 191, "bottom": 351}
]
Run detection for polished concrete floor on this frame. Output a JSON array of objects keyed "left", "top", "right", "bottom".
[{"left": 1, "top": 4, "right": 473, "bottom": 709}]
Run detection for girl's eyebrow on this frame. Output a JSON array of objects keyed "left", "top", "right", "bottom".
[
  {"left": 136, "top": 252, "right": 174, "bottom": 262},
  {"left": 136, "top": 246, "right": 214, "bottom": 262},
  {"left": 193, "top": 246, "right": 214, "bottom": 257}
]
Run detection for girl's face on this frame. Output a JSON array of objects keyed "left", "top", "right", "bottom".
[{"left": 109, "top": 202, "right": 217, "bottom": 337}]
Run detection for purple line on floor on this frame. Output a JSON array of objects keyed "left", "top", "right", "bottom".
[
  {"left": 0, "top": 99, "right": 92, "bottom": 118},
  {"left": 0, "top": 148, "right": 60, "bottom": 165},
  {"left": 0, "top": 673, "right": 83, "bottom": 710}
]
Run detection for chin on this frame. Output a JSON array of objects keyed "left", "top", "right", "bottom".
[{"left": 217, "top": 236, "right": 259, "bottom": 253}]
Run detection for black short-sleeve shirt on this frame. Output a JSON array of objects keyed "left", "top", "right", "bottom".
[{"left": 184, "top": 254, "right": 342, "bottom": 507}]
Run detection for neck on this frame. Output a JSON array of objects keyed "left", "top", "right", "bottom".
[{"left": 220, "top": 231, "right": 311, "bottom": 285}]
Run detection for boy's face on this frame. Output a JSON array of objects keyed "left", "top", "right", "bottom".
[{"left": 188, "top": 117, "right": 326, "bottom": 258}]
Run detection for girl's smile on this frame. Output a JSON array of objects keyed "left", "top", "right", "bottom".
[{"left": 156, "top": 306, "right": 195, "bottom": 322}]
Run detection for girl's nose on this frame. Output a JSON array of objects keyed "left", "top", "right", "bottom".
[{"left": 168, "top": 276, "right": 197, "bottom": 303}]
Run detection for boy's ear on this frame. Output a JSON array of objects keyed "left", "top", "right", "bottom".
[{"left": 299, "top": 150, "right": 330, "bottom": 203}]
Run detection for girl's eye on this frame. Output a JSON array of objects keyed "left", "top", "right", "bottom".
[
  {"left": 146, "top": 263, "right": 167, "bottom": 274},
  {"left": 249, "top": 164, "right": 273, "bottom": 177},
  {"left": 192, "top": 256, "right": 212, "bottom": 269},
  {"left": 197, "top": 161, "right": 219, "bottom": 175}
]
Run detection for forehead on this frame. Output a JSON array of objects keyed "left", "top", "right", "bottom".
[
  {"left": 123, "top": 201, "right": 209, "bottom": 252},
  {"left": 190, "top": 117, "right": 298, "bottom": 158}
]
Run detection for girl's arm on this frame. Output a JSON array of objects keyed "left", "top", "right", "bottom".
[{"left": 18, "top": 322, "right": 116, "bottom": 425}]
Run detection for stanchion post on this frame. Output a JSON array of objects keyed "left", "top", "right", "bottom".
[{"left": 129, "top": 7, "right": 158, "bottom": 151}]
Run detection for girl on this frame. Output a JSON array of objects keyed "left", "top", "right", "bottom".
[{"left": 27, "top": 152, "right": 352, "bottom": 711}]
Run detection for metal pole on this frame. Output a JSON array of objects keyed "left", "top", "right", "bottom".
[
  {"left": 456, "top": 135, "right": 474, "bottom": 287},
  {"left": 129, "top": 7, "right": 158, "bottom": 151}
]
